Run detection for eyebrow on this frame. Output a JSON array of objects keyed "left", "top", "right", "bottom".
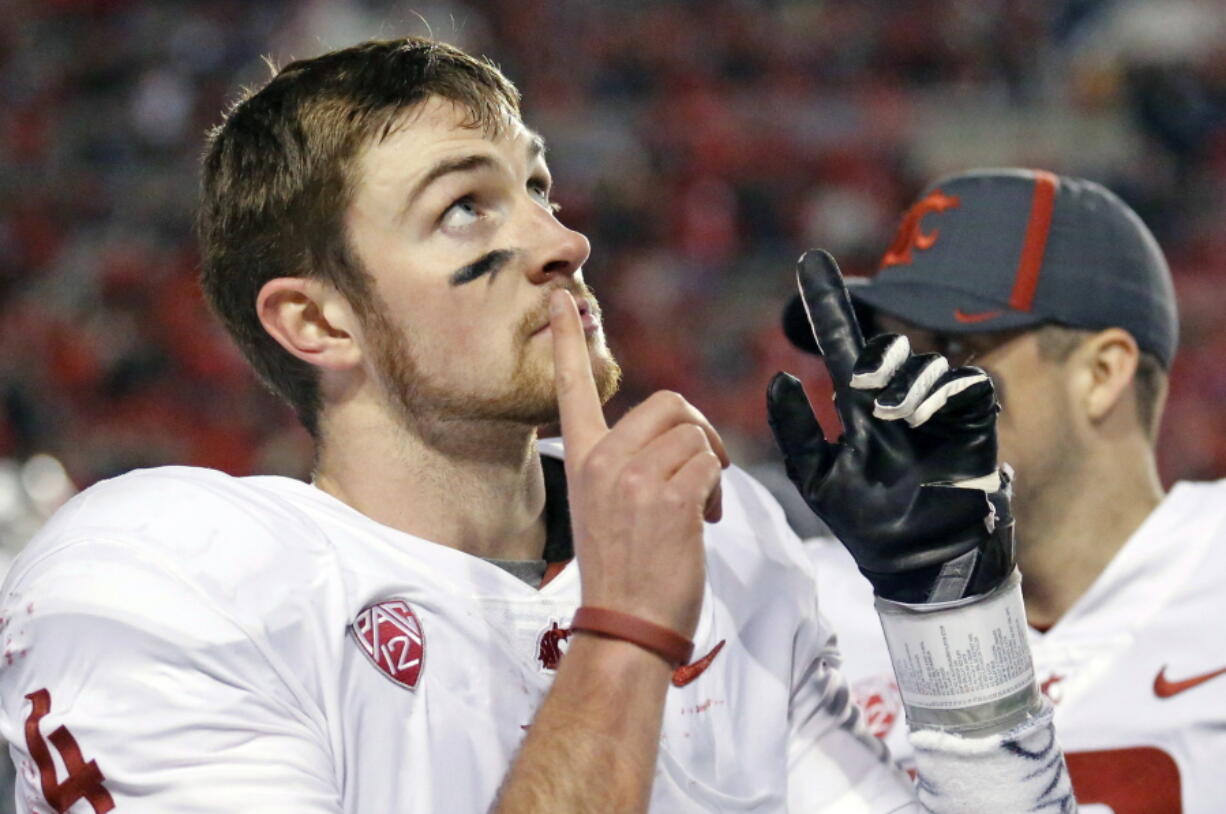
[
  {"left": 527, "top": 134, "right": 546, "bottom": 161},
  {"left": 403, "top": 154, "right": 495, "bottom": 216},
  {"left": 402, "top": 135, "right": 550, "bottom": 218}
]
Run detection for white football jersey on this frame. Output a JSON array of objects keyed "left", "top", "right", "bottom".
[
  {"left": 810, "top": 479, "right": 1226, "bottom": 813},
  {"left": 0, "top": 439, "right": 919, "bottom": 813}
]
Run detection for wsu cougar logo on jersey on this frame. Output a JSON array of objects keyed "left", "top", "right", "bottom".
[
  {"left": 352, "top": 599, "right": 426, "bottom": 690},
  {"left": 536, "top": 620, "right": 572, "bottom": 671}
]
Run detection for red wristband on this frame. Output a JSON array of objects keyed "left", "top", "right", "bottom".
[{"left": 570, "top": 606, "right": 695, "bottom": 667}]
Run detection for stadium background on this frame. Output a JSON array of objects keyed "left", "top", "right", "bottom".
[{"left": 3, "top": 1, "right": 1226, "bottom": 555}]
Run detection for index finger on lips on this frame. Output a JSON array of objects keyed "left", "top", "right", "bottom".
[
  {"left": 796, "top": 250, "right": 866, "bottom": 390},
  {"left": 550, "top": 289, "right": 608, "bottom": 465}
]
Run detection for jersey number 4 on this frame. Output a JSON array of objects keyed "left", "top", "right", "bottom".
[{"left": 24, "top": 689, "right": 115, "bottom": 814}]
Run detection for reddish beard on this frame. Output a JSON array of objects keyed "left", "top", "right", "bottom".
[{"left": 363, "top": 281, "right": 621, "bottom": 428}]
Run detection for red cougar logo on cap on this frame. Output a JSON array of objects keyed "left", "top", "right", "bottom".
[
  {"left": 881, "top": 189, "right": 960, "bottom": 269},
  {"left": 352, "top": 599, "right": 425, "bottom": 690}
]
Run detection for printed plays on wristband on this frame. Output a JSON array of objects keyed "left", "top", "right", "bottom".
[
  {"left": 875, "top": 570, "right": 1038, "bottom": 732},
  {"left": 570, "top": 607, "right": 696, "bottom": 667}
]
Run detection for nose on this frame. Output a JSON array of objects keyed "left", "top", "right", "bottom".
[{"left": 522, "top": 205, "right": 591, "bottom": 285}]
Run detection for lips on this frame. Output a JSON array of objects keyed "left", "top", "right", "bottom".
[
  {"left": 576, "top": 297, "right": 598, "bottom": 331},
  {"left": 530, "top": 294, "right": 598, "bottom": 336}
]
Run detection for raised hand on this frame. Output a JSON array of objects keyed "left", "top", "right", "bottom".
[
  {"left": 766, "top": 251, "right": 1014, "bottom": 604},
  {"left": 549, "top": 289, "right": 728, "bottom": 639}
]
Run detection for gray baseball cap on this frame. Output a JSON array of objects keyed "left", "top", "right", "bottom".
[{"left": 784, "top": 168, "right": 1179, "bottom": 368}]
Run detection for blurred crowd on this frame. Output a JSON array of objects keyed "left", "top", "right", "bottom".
[{"left": 3, "top": 0, "right": 1226, "bottom": 518}]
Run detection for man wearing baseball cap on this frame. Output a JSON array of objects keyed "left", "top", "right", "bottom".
[{"left": 784, "top": 168, "right": 1226, "bottom": 811}]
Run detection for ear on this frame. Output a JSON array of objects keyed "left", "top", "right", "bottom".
[
  {"left": 1078, "top": 328, "right": 1140, "bottom": 424},
  {"left": 256, "top": 277, "right": 364, "bottom": 371}
]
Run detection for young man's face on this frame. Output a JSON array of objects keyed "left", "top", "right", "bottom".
[{"left": 343, "top": 96, "right": 619, "bottom": 427}]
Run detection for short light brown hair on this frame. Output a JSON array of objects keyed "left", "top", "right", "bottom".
[
  {"left": 198, "top": 38, "right": 521, "bottom": 436},
  {"left": 1035, "top": 324, "right": 1166, "bottom": 441}
]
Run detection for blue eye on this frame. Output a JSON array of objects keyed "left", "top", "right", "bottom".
[
  {"left": 441, "top": 196, "right": 481, "bottom": 230},
  {"left": 529, "top": 182, "right": 561, "bottom": 213}
]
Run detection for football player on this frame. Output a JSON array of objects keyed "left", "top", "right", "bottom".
[
  {"left": 0, "top": 42, "right": 1071, "bottom": 812},
  {"left": 787, "top": 168, "right": 1221, "bottom": 811}
]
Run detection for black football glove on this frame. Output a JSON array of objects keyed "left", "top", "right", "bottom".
[{"left": 767, "top": 250, "right": 1014, "bottom": 604}]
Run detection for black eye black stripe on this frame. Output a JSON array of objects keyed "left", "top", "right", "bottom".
[{"left": 449, "top": 249, "right": 515, "bottom": 286}]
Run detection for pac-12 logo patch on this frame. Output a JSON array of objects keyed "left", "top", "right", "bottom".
[{"left": 351, "top": 599, "right": 425, "bottom": 690}]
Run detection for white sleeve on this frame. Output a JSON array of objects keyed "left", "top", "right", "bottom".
[
  {"left": 757, "top": 491, "right": 915, "bottom": 813},
  {"left": 786, "top": 602, "right": 920, "bottom": 813},
  {"left": 719, "top": 467, "right": 913, "bottom": 812},
  {"left": 0, "top": 538, "right": 341, "bottom": 813}
]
